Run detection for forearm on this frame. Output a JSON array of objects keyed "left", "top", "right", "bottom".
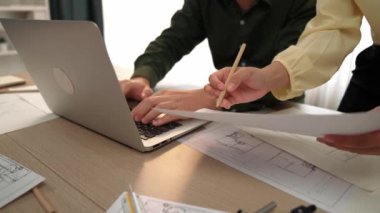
[
  {"left": 130, "top": 76, "right": 151, "bottom": 87},
  {"left": 262, "top": 61, "right": 290, "bottom": 94},
  {"left": 271, "top": 0, "right": 362, "bottom": 100},
  {"left": 132, "top": 65, "right": 159, "bottom": 88}
]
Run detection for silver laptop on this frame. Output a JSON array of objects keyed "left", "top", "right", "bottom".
[{"left": 2, "top": 19, "right": 207, "bottom": 152}]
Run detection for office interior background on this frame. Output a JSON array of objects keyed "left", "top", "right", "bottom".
[{"left": 0, "top": 0, "right": 373, "bottom": 110}]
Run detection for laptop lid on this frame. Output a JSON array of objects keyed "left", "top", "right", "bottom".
[{"left": 2, "top": 19, "right": 206, "bottom": 152}]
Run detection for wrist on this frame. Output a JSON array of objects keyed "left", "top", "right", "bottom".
[
  {"left": 195, "top": 89, "right": 218, "bottom": 109},
  {"left": 262, "top": 61, "right": 290, "bottom": 91},
  {"left": 131, "top": 76, "right": 151, "bottom": 87}
]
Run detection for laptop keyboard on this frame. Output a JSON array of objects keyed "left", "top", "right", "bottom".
[
  {"left": 127, "top": 99, "right": 182, "bottom": 140},
  {"left": 135, "top": 121, "right": 182, "bottom": 140}
]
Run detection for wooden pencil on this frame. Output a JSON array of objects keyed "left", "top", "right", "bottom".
[
  {"left": 216, "top": 43, "right": 246, "bottom": 108},
  {"left": 32, "top": 187, "right": 55, "bottom": 213}
]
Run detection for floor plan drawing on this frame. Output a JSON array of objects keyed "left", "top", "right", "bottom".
[
  {"left": 238, "top": 127, "right": 380, "bottom": 192},
  {"left": 326, "top": 149, "right": 358, "bottom": 162},
  {"left": 141, "top": 196, "right": 215, "bottom": 213},
  {"left": 0, "top": 156, "right": 30, "bottom": 190},
  {"left": 0, "top": 155, "right": 45, "bottom": 208},
  {"left": 178, "top": 123, "right": 362, "bottom": 212},
  {"left": 107, "top": 193, "right": 226, "bottom": 213},
  {"left": 217, "top": 131, "right": 260, "bottom": 154},
  {"left": 267, "top": 152, "right": 316, "bottom": 178}
]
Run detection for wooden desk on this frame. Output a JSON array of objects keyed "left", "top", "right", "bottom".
[
  {"left": 0, "top": 134, "right": 102, "bottom": 212},
  {"left": 0, "top": 72, "right": 35, "bottom": 93},
  {"left": 0, "top": 72, "right": 320, "bottom": 212},
  {"left": 1, "top": 117, "right": 315, "bottom": 212}
]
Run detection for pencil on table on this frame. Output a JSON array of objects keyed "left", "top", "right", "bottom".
[
  {"left": 32, "top": 187, "right": 55, "bottom": 213},
  {"left": 128, "top": 185, "right": 145, "bottom": 213},
  {"left": 216, "top": 43, "right": 246, "bottom": 108},
  {"left": 125, "top": 191, "right": 135, "bottom": 213}
]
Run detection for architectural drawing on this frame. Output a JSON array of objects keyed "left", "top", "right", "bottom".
[
  {"left": 143, "top": 199, "right": 195, "bottom": 213},
  {"left": 241, "top": 129, "right": 380, "bottom": 192},
  {"left": 0, "top": 155, "right": 44, "bottom": 208},
  {"left": 268, "top": 152, "right": 316, "bottom": 178},
  {"left": 107, "top": 193, "right": 225, "bottom": 213},
  {"left": 217, "top": 131, "right": 260, "bottom": 154},
  {"left": 0, "top": 155, "right": 30, "bottom": 190},
  {"left": 217, "top": 130, "right": 316, "bottom": 177},
  {"left": 179, "top": 123, "right": 355, "bottom": 212},
  {"left": 327, "top": 149, "right": 358, "bottom": 162}
]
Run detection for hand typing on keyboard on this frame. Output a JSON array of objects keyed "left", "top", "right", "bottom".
[
  {"left": 131, "top": 89, "right": 217, "bottom": 126},
  {"left": 135, "top": 121, "right": 182, "bottom": 140}
]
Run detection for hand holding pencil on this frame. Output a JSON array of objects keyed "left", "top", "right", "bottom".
[
  {"left": 215, "top": 43, "right": 246, "bottom": 108},
  {"left": 205, "top": 44, "right": 279, "bottom": 109}
]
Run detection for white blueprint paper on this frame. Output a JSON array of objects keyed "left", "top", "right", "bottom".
[
  {"left": 239, "top": 127, "right": 380, "bottom": 192},
  {"left": 0, "top": 94, "right": 56, "bottom": 134},
  {"left": 0, "top": 155, "right": 45, "bottom": 208},
  {"left": 157, "top": 108, "right": 380, "bottom": 137},
  {"left": 177, "top": 123, "right": 380, "bottom": 212},
  {"left": 17, "top": 92, "right": 52, "bottom": 114},
  {"left": 107, "top": 192, "right": 226, "bottom": 213}
]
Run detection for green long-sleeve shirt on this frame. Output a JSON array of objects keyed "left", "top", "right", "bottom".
[{"left": 133, "top": 0, "right": 316, "bottom": 110}]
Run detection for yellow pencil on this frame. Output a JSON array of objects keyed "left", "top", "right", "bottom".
[{"left": 126, "top": 191, "right": 135, "bottom": 213}]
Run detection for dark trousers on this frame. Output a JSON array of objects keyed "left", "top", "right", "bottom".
[{"left": 338, "top": 45, "right": 380, "bottom": 112}]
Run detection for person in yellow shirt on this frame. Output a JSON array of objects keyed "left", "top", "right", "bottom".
[{"left": 204, "top": 0, "right": 380, "bottom": 155}]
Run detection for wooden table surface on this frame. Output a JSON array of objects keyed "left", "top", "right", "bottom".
[
  {"left": 0, "top": 72, "right": 323, "bottom": 212},
  {"left": 0, "top": 117, "right": 316, "bottom": 212}
]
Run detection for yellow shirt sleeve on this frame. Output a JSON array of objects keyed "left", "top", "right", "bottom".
[{"left": 272, "top": 0, "right": 363, "bottom": 100}]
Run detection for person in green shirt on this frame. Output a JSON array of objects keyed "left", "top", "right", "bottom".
[{"left": 120, "top": 0, "right": 316, "bottom": 126}]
